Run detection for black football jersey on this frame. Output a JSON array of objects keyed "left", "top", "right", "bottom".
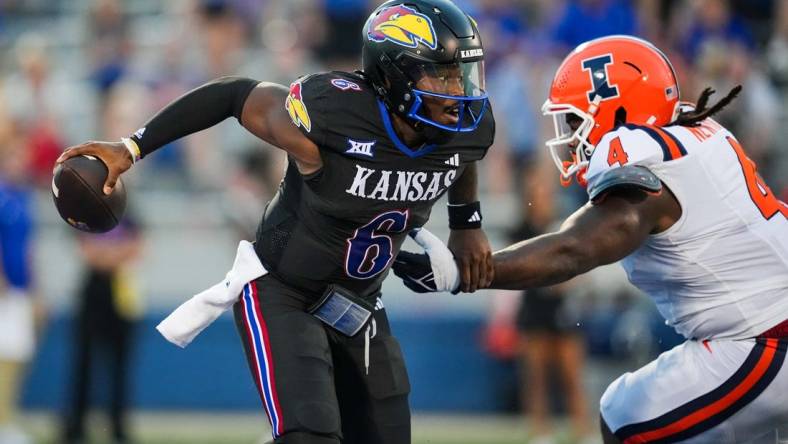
[{"left": 255, "top": 71, "right": 495, "bottom": 301}]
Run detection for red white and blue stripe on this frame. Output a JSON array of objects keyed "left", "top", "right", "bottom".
[{"left": 241, "top": 282, "right": 284, "bottom": 438}]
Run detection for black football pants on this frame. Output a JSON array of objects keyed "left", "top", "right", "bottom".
[{"left": 233, "top": 275, "right": 411, "bottom": 444}]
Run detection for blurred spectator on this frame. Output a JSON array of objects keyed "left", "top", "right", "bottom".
[
  {"left": 679, "top": 0, "right": 780, "bottom": 181},
  {"left": 462, "top": 0, "right": 525, "bottom": 66},
  {"left": 551, "top": 0, "right": 640, "bottom": 51},
  {"left": 484, "top": 171, "right": 592, "bottom": 443},
  {"left": 766, "top": 0, "right": 788, "bottom": 88},
  {"left": 765, "top": 0, "right": 788, "bottom": 192},
  {"left": 62, "top": 216, "right": 143, "bottom": 444},
  {"left": 474, "top": 0, "right": 563, "bottom": 199},
  {"left": 679, "top": 0, "right": 754, "bottom": 60},
  {"left": 730, "top": 0, "right": 776, "bottom": 48},
  {"left": 191, "top": 0, "right": 246, "bottom": 80},
  {"left": 3, "top": 32, "right": 98, "bottom": 183},
  {"left": 221, "top": 149, "right": 282, "bottom": 239},
  {"left": 254, "top": 0, "right": 325, "bottom": 83},
  {"left": 485, "top": 48, "right": 546, "bottom": 201},
  {"left": 2, "top": 34, "right": 64, "bottom": 187},
  {"left": 88, "top": 0, "right": 132, "bottom": 98},
  {"left": 315, "top": 0, "right": 369, "bottom": 70},
  {"left": 0, "top": 106, "right": 37, "bottom": 444},
  {"left": 512, "top": 174, "right": 592, "bottom": 444}
]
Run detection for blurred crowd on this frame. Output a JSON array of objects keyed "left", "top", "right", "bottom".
[
  {"left": 1, "top": 0, "right": 786, "bottom": 201},
  {"left": 1, "top": 0, "right": 787, "bottom": 443}
]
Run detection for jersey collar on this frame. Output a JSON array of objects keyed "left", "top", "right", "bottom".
[{"left": 377, "top": 99, "right": 438, "bottom": 158}]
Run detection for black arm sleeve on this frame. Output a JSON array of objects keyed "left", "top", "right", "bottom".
[{"left": 130, "top": 76, "right": 259, "bottom": 158}]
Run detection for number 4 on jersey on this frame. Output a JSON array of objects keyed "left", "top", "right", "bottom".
[{"left": 607, "top": 136, "right": 629, "bottom": 167}]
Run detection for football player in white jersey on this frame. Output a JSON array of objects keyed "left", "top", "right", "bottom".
[{"left": 392, "top": 35, "right": 788, "bottom": 443}]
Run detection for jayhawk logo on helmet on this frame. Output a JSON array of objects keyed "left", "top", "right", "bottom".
[
  {"left": 285, "top": 81, "right": 311, "bottom": 132},
  {"left": 367, "top": 4, "right": 437, "bottom": 50}
]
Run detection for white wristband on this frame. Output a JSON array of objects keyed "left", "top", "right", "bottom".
[{"left": 120, "top": 137, "right": 141, "bottom": 164}]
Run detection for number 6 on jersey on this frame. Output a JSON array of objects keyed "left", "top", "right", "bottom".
[{"left": 345, "top": 210, "right": 410, "bottom": 279}]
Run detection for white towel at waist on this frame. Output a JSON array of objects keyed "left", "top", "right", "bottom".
[{"left": 156, "top": 240, "right": 267, "bottom": 348}]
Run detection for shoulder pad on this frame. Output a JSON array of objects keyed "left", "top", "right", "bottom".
[
  {"left": 587, "top": 165, "right": 662, "bottom": 202},
  {"left": 586, "top": 124, "right": 685, "bottom": 191},
  {"left": 587, "top": 127, "right": 662, "bottom": 178}
]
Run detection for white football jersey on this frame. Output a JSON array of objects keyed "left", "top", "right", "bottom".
[{"left": 585, "top": 119, "right": 788, "bottom": 340}]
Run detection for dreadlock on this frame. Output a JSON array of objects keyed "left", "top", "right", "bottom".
[{"left": 670, "top": 85, "right": 742, "bottom": 127}]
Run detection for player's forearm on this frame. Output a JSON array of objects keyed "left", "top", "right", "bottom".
[
  {"left": 448, "top": 162, "right": 478, "bottom": 203},
  {"left": 447, "top": 162, "right": 485, "bottom": 230},
  {"left": 490, "top": 232, "right": 593, "bottom": 290},
  {"left": 490, "top": 196, "right": 653, "bottom": 289},
  {"left": 130, "top": 76, "right": 259, "bottom": 158}
]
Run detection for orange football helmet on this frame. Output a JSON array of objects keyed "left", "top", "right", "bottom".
[{"left": 543, "top": 35, "right": 681, "bottom": 181}]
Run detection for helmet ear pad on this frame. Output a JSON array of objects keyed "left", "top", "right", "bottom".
[
  {"left": 374, "top": 53, "right": 418, "bottom": 119},
  {"left": 614, "top": 106, "right": 627, "bottom": 126}
]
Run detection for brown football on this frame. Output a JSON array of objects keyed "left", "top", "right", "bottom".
[{"left": 52, "top": 155, "right": 126, "bottom": 233}]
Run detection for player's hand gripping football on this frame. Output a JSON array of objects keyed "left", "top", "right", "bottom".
[
  {"left": 56, "top": 141, "right": 133, "bottom": 195},
  {"left": 448, "top": 228, "right": 494, "bottom": 292},
  {"left": 392, "top": 228, "right": 460, "bottom": 293}
]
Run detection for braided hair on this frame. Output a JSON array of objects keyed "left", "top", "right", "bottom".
[{"left": 670, "top": 85, "right": 742, "bottom": 127}]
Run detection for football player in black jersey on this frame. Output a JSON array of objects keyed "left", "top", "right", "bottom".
[{"left": 56, "top": 1, "right": 495, "bottom": 443}]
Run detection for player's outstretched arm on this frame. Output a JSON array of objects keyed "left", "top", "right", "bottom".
[
  {"left": 490, "top": 187, "right": 678, "bottom": 289},
  {"left": 392, "top": 186, "right": 680, "bottom": 293},
  {"left": 56, "top": 77, "right": 321, "bottom": 194}
]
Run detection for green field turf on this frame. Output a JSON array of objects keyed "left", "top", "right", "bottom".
[{"left": 20, "top": 411, "right": 581, "bottom": 444}]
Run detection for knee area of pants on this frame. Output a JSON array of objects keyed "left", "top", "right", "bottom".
[
  {"left": 274, "top": 431, "right": 340, "bottom": 444},
  {"left": 368, "top": 394, "right": 411, "bottom": 422},
  {"left": 292, "top": 401, "right": 341, "bottom": 436}
]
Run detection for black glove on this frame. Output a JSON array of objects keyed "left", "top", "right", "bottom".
[{"left": 392, "top": 251, "right": 438, "bottom": 293}]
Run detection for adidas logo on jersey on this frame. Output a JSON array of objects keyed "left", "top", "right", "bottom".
[
  {"left": 345, "top": 139, "right": 376, "bottom": 157},
  {"left": 467, "top": 211, "right": 481, "bottom": 223},
  {"left": 444, "top": 153, "right": 460, "bottom": 167}
]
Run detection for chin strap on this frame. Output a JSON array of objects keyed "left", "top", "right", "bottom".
[{"left": 560, "top": 153, "right": 588, "bottom": 188}]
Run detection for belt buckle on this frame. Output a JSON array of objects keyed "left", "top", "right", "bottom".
[{"left": 309, "top": 285, "right": 373, "bottom": 337}]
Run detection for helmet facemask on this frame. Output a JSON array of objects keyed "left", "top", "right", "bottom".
[
  {"left": 405, "top": 60, "right": 488, "bottom": 132},
  {"left": 542, "top": 99, "right": 598, "bottom": 181}
]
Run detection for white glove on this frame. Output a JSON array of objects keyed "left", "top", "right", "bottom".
[{"left": 392, "top": 228, "right": 460, "bottom": 293}]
